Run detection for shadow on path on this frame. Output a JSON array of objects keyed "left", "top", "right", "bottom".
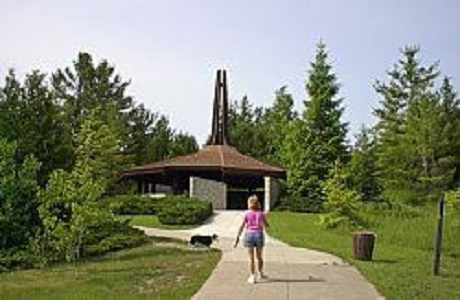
[{"left": 258, "top": 276, "right": 325, "bottom": 284}]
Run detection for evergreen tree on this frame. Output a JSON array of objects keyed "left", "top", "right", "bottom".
[
  {"left": 148, "top": 116, "right": 175, "bottom": 161},
  {"left": 51, "top": 52, "right": 135, "bottom": 164},
  {"left": 0, "top": 140, "right": 41, "bottom": 250},
  {"left": 125, "top": 104, "right": 157, "bottom": 165},
  {"left": 264, "top": 86, "right": 297, "bottom": 165},
  {"left": 228, "top": 96, "right": 270, "bottom": 160},
  {"left": 349, "top": 126, "right": 382, "bottom": 202},
  {"left": 374, "top": 46, "right": 456, "bottom": 202},
  {"left": 287, "top": 42, "right": 348, "bottom": 207},
  {"left": 0, "top": 70, "right": 24, "bottom": 142},
  {"left": 439, "top": 77, "right": 460, "bottom": 183},
  {"left": 0, "top": 71, "right": 72, "bottom": 184},
  {"left": 170, "top": 132, "right": 199, "bottom": 157}
]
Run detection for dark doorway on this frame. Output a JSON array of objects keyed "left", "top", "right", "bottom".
[{"left": 227, "top": 190, "right": 264, "bottom": 210}]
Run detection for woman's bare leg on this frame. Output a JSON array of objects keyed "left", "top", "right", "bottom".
[
  {"left": 256, "top": 247, "right": 264, "bottom": 273},
  {"left": 248, "top": 247, "right": 255, "bottom": 275}
]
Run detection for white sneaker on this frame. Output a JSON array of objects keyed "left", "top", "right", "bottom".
[
  {"left": 257, "top": 272, "right": 267, "bottom": 282},
  {"left": 247, "top": 274, "right": 256, "bottom": 284}
]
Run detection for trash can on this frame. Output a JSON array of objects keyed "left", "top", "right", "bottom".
[{"left": 353, "top": 231, "right": 376, "bottom": 261}]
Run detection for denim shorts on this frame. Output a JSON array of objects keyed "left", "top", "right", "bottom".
[{"left": 244, "top": 231, "right": 265, "bottom": 248}]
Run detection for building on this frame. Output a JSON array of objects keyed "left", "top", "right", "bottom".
[{"left": 120, "top": 70, "right": 286, "bottom": 211}]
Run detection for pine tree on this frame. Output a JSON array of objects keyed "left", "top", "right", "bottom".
[
  {"left": 349, "top": 126, "right": 382, "bottom": 202},
  {"left": 51, "top": 52, "right": 134, "bottom": 155},
  {"left": 228, "top": 96, "right": 270, "bottom": 160},
  {"left": 169, "top": 132, "right": 199, "bottom": 158},
  {"left": 439, "top": 77, "right": 460, "bottom": 184},
  {"left": 264, "top": 86, "right": 297, "bottom": 165},
  {"left": 374, "top": 46, "right": 457, "bottom": 202},
  {"left": 0, "top": 140, "right": 41, "bottom": 250},
  {"left": 287, "top": 42, "right": 348, "bottom": 208},
  {"left": 0, "top": 71, "right": 73, "bottom": 184}
]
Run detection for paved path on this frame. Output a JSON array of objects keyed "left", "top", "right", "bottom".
[{"left": 137, "top": 211, "right": 384, "bottom": 300}]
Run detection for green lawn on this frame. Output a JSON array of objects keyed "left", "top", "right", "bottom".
[
  {"left": 269, "top": 206, "right": 460, "bottom": 300},
  {"left": 118, "top": 215, "right": 199, "bottom": 230},
  {"left": 0, "top": 237, "right": 221, "bottom": 300}
]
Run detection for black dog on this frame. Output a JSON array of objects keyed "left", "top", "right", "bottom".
[{"left": 189, "top": 234, "right": 218, "bottom": 247}]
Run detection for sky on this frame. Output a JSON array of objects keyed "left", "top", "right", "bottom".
[{"left": 1, "top": 1, "right": 459, "bottom": 145}]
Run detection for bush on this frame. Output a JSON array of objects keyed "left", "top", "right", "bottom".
[
  {"left": 81, "top": 219, "right": 149, "bottom": 257},
  {"left": 383, "top": 188, "right": 423, "bottom": 205},
  {"left": 275, "top": 195, "right": 324, "bottom": 213},
  {"left": 321, "top": 162, "right": 363, "bottom": 229},
  {"left": 101, "top": 195, "right": 160, "bottom": 215},
  {"left": 0, "top": 249, "right": 33, "bottom": 272},
  {"left": 156, "top": 196, "right": 213, "bottom": 225}
]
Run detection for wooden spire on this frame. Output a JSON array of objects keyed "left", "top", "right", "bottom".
[{"left": 209, "top": 69, "right": 230, "bottom": 145}]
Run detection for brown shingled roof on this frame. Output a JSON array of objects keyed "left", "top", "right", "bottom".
[{"left": 121, "top": 145, "right": 286, "bottom": 179}]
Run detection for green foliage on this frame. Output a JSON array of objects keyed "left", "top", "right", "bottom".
[
  {"left": 122, "top": 215, "right": 199, "bottom": 230},
  {"left": 262, "top": 86, "right": 297, "bottom": 165},
  {"left": 156, "top": 196, "right": 213, "bottom": 225},
  {"left": 102, "top": 194, "right": 160, "bottom": 215},
  {"left": 51, "top": 52, "right": 134, "bottom": 137},
  {"left": 0, "top": 250, "right": 33, "bottom": 272},
  {"left": 321, "top": 162, "right": 362, "bottom": 228},
  {"left": 0, "top": 71, "right": 72, "bottom": 184},
  {"left": 374, "top": 46, "right": 459, "bottom": 203},
  {"left": 276, "top": 195, "right": 324, "bottom": 213},
  {"left": 81, "top": 219, "right": 149, "bottom": 257},
  {"left": 227, "top": 96, "right": 270, "bottom": 160},
  {"left": 35, "top": 110, "right": 122, "bottom": 264},
  {"left": 144, "top": 115, "right": 199, "bottom": 163},
  {"left": 286, "top": 42, "right": 349, "bottom": 208},
  {"left": 35, "top": 168, "right": 111, "bottom": 264},
  {"left": 349, "top": 126, "right": 382, "bottom": 202},
  {"left": 75, "top": 107, "right": 128, "bottom": 191},
  {"left": 0, "top": 140, "right": 41, "bottom": 251}
]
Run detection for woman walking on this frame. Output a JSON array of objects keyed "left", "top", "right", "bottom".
[{"left": 236, "top": 195, "right": 270, "bottom": 284}]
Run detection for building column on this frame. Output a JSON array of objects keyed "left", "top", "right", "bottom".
[
  {"left": 264, "top": 176, "right": 281, "bottom": 212},
  {"left": 264, "top": 177, "right": 271, "bottom": 212}
]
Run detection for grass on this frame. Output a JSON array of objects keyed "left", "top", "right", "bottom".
[
  {"left": 269, "top": 205, "right": 460, "bottom": 300},
  {"left": 118, "top": 215, "right": 199, "bottom": 230},
  {"left": 0, "top": 237, "right": 221, "bottom": 300}
]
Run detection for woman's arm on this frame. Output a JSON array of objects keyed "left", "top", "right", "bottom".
[
  {"left": 263, "top": 214, "right": 270, "bottom": 231},
  {"left": 237, "top": 219, "right": 246, "bottom": 237}
]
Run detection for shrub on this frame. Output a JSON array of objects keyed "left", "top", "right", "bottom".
[
  {"left": 321, "top": 162, "right": 363, "bottom": 229},
  {"left": 382, "top": 188, "right": 422, "bottom": 205},
  {"left": 157, "top": 196, "right": 213, "bottom": 225},
  {"left": 81, "top": 219, "right": 149, "bottom": 257},
  {"left": 102, "top": 195, "right": 160, "bottom": 215},
  {"left": 275, "top": 195, "right": 324, "bottom": 213},
  {"left": 0, "top": 249, "right": 33, "bottom": 272}
]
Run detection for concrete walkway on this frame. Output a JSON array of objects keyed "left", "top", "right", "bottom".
[{"left": 137, "top": 211, "right": 384, "bottom": 300}]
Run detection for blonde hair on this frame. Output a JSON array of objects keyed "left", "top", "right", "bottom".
[{"left": 247, "top": 195, "right": 260, "bottom": 211}]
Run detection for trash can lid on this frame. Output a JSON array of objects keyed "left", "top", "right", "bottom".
[{"left": 353, "top": 231, "right": 376, "bottom": 236}]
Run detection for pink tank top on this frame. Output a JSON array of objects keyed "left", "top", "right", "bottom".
[{"left": 244, "top": 210, "right": 265, "bottom": 233}]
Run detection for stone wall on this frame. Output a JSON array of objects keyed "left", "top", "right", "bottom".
[
  {"left": 189, "top": 177, "right": 227, "bottom": 209},
  {"left": 264, "top": 177, "right": 281, "bottom": 212}
]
